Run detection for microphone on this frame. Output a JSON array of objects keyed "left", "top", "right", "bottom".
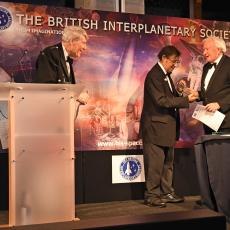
[
  {"left": 10, "top": 49, "right": 30, "bottom": 83},
  {"left": 20, "top": 49, "right": 34, "bottom": 82},
  {"left": 18, "top": 49, "right": 28, "bottom": 63}
]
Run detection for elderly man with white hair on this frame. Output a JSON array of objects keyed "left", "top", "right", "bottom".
[
  {"left": 34, "top": 26, "right": 89, "bottom": 104},
  {"left": 34, "top": 26, "right": 88, "bottom": 83},
  {"left": 187, "top": 36, "right": 230, "bottom": 134}
]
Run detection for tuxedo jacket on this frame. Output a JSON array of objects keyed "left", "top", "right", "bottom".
[
  {"left": 200, "top": 55, "right": 230, "bottom": 130},
  {"left": 33, "top": 43, "right": 75, "bottom": 84},
  {"left": 140, "top": 63, "right": 189, "bottom": 147}
]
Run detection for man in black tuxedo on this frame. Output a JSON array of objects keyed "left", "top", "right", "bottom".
[
  {"left": 34, "top": 26, "right": 89, "bottom": 104},
  {"left": 196, "top": 36, "right": 230, "bottom": 134},
  {"left": 185, "top": 36, "right": 230, "bottom": 209},
  {"left": 140, "top": 45, "right": 197, "bottom": 208}
]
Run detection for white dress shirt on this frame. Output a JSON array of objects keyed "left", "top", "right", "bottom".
[
  {"left": 204, "top": 54, "right": 222, "bottom": 90},
  {"left": 158, "top": 62, "right": 173, "bottom": 92},
  {"left": 62, "top": 43, "right": 70, "bottom": 75}
]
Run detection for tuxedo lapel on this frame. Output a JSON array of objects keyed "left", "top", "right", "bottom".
[
  {"left": 167, "top": 75, "right": 177, "bottom": 95},
  {"left": 201, "top": 65, "right": 209, "bottom": 90},
  {"left": 164, "top": 72, "right": 177, "bottom": 96},
  {"left": 156, "top": 64, "right": 176, "bottom": 95},
  {"left": 57, "top": 43, "right": 69, "bottom": 78},
  {"left": 205, "top": 55, "right": 225, "bottom": 92}
]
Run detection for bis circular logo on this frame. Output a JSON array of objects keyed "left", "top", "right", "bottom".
[
  {"left": 120, "top": 157, "right": 142, "bottom": 181},
  {"left": 0, "top": 7, "right": 12, "bottom": 30}
]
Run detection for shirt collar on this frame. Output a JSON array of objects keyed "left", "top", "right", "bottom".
[
  {"left": 158, "top": 61, "right": 167, "bottom": 75},
  {"left": 213, "top": 54, "right": 223, "bottom": 65}
]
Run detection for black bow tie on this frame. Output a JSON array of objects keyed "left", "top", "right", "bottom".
[
  {"left": 66, "top": 56, "right": 73, "bottom": 65},
  {"left": 208, "top": 62, "right": 217, "bottom": 69},
  {"left": 165, "top": 72, "right": 172, "bottom": 77}
]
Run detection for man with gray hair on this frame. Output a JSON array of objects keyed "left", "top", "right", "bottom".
[
  {"left": 34, "top": 26, "right": 88, "bottom": 85},
  {"left": 34, "top": 26, "right": 89, "bottom": 104},
  {"left": 187, "top": 36, "right": 230, "bottom": 134}
]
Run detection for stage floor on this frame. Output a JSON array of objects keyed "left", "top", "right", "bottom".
[
  {"left": 1, "top": 196, "right": 229, "bottom": 229},
  {"left": 77, "top": 195, "right": 201, "bottom": 220}
]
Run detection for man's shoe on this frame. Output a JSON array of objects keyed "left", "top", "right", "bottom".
[
  {"left": 194, "top": 199, "right": 207, "bottom": 209},
  {"left": 161, "top": 193, "right": 184, "bottom": 203},
  {"left": 144, "top": 197, "right": 166, "bottom": 208},
  {"left": 195, "top": 199, "right": 203, "bottom": 206}
]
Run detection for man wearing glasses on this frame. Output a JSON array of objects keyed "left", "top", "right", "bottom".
[{"left": 140, "top": 45, "right": 197, "bottom": 207}]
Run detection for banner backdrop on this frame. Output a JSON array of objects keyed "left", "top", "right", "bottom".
[{"left": 0, "top": 1, "right": 229, "bottom": 151}]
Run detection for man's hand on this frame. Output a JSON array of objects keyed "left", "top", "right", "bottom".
[
  {"left": 188, "top": 92, "right": 199, "bottom": 102},
  {"left": 77, "top": 91, "right": 89, "bottom": 105},
  {"left": 205, "top": 102, "right": 220, "bottom": 112},
  {"left": 183, "top": 87, "right": 199, "bottom": 98}
]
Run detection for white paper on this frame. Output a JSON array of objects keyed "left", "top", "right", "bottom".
[{"left": 192, "top": 104, "right": 225, "bottom": 132}]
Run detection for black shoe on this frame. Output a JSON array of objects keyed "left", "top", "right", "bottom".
[
  {"left": 195, "top": 199, "right": 203, "bottom": 206},
  {"left": 161, "top": 193, "right": 184, "bottom": 203},
  {"left": 194, "top": 199, "right": 207, "bottom": 209},
  {"left": 144, "top": 197, "right": 166, "bottom": 208}
]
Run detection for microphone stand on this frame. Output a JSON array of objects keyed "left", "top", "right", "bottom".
[{"left": 11, "top": 50, "right": 28, "bottom": 83}]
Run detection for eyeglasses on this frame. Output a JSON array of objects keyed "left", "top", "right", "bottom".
[{"left": 167, "top": 57, "right": 180, "bottom": 65}]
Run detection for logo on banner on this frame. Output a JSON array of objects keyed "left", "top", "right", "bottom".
[
  {"left": 120, "top": 156, "right": 142, "bottom": 181},
  {"left": 0, "top": 7, "right": 12, "bottom": 30}
]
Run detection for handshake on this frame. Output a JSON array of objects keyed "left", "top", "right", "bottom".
[
  {"left": 176, "top": 78, "right": 199, "bottom": 102},
  {"left": 176, "top": 78, "right": 220, "bottom": 112}
]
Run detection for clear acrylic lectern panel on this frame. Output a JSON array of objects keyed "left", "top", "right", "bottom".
[
  {"left": 0, "top": 83, "right": 84, "bottom": 226},
  {"left": 14, "top": 135, "right": 73, "bottom": 225}
]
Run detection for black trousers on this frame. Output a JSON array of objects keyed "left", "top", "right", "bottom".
[{"left": 143, "top": 142, "right": 174, "bottom": 200}]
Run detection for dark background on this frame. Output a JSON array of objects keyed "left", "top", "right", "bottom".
[{"left": 3, "top": 0, "right": 230, "bottom": 22}]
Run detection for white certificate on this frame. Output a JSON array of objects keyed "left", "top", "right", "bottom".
[{"left": 192, "top": 104, "right": 225, "bottom": 132}]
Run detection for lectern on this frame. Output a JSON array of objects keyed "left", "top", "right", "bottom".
[
  {"left": 0, "top": 82, "right": 84, "bottom": 226},
  {"left": 194, "top": 135, "right": 230, "bottom": 222}
]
